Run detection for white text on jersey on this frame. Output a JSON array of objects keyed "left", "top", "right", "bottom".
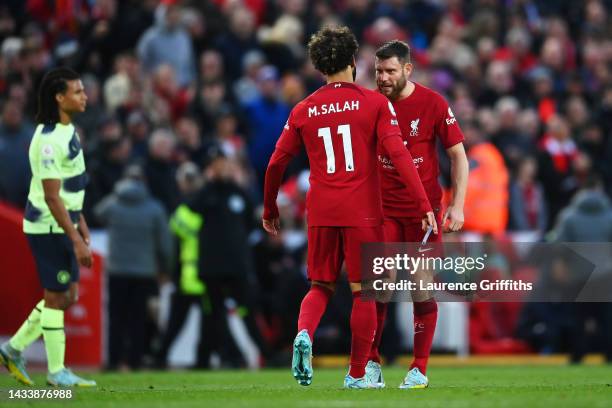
[{"left": 308, "top": 100, "right": 359, "bottom": 117}]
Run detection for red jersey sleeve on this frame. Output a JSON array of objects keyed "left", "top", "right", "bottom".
[
  {"left": 435, "top": 98, "right": 465, "bottom": 149},
  {"left": 263, "top": 108, "right": 302, "bottom": 220},
  {"left": 276, "top": 108, "right": 302, "bottom": 155}
]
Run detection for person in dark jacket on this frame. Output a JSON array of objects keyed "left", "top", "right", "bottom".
[
  {"left": 187, "top": 145, "right": 270, "bottom": 366},
  {"left": 95, "top": 165, "right": 171, "bottom": 370},
  {"left": 144, "top": 128, "right": 180, "bottom": 213},
  {"left": 518, "top": 176, "right": 612, "bottom": 362},
  {"left": 0, "top": 99, "right": 34, "bottom": 208},
  {"left": 554, "top": 176, "right": 612, "bottom": 363},
  {"left": 156, "top": 162, "right": 246, "bottom": 368}
]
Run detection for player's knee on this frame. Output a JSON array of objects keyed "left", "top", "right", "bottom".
[
  {"left": 44, "top": 290, "right": 66, "bottom": 309},
  {"left": 57, "top": 291, "right": 73, "bottom": 310}
]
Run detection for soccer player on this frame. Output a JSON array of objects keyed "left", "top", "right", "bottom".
[
  {"left": 262, "top": 26, "right": 436, "bottom": 389},
  {"left": 366, "top": 40, "right": 469, "bottom": 389},
  {"left": 0, "top": 68, "right": 96, "bottom": 387}
]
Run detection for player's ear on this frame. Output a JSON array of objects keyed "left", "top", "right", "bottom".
[
  {"left": 404, "top": 62, "right": 413, "bottom": 77},
  {"left": 404, "top": 62, "right": 413, "bottom": 76},
  {"left": 55, "top": 92, "right": 64, "bottom": 105}
]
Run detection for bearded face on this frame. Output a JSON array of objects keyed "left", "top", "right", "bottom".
[{"left": 375, "top": 56, "right": 411, "bottom": 101}]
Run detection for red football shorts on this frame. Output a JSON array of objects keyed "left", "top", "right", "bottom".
[
  {"left": 383, "top": 210, "right": 444, "bottom": 243},
  {"left": 307, "top": 226, "right": 385, "bottom": 283}
]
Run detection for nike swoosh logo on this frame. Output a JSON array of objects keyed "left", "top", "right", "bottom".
[{"left": 418, "top": 247, "right": 433, "bottom": 253}]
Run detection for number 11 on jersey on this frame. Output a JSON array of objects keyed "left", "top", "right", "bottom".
[{"left": 318, "top": 124, "right": 354, "bottom": 174}]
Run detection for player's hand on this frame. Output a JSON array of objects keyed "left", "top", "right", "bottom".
[
  {"left": 422, "top": 211, "right": 438, "bottom": 234},
  {"left": 442, "top": 205, "right": 464, "bottom": 232},
  {"left": 78, "top": 215, "right": 90, "bottom": 245},
  {"left": 73, "top": 239, "right": 93, "bottom": 268},
  {"left": 79, "top": 224, "right": 90, "bottom": 246},
  {"left": 262, "top": 217, "right": 281, "bottom": 235}
]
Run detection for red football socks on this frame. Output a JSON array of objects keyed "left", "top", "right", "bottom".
[
  {"left": 297, "top": 285, "right": 334, "bottom": 341},
  {"left": 411, "top": 298, "right": 438, "bottom": 374},
  {"left": 349, "top": 291, "right": 376, "bottom": 378},
  {"left": 369, "top": 301, "right": 388, "bottom": 364}
]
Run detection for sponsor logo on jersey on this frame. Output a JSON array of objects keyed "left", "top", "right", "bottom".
[
  {"left": 446, "top": 107, "right": 457, "bottom": 125},
  {"left": 410, "top": 118, "right": 420, "bottom": 137},
  {"left": 378, "top": 154, "right": 394, "bottom": 169}
]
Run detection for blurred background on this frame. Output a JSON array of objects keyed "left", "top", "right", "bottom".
[{"left": 0, "top": 0, "right": 611, "bottom": 371}]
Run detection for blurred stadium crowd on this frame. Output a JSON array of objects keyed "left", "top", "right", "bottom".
[{"left": 0, "top": 0, "right": 611, "bottom": 369}]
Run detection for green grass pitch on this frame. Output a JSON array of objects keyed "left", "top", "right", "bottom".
[{"left": 1, "top": 366, "right": 611, "bottom": 407}]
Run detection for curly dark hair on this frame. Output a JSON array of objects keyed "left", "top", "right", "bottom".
[
  {"left": 35, "top": 67, "right": 80, "bottom": 125},
  {"left": 375, "top": 40, "right": 411, "bottom": 64},
  {"left": 308, "top": 26, "right": 358, "bottom": 76}
]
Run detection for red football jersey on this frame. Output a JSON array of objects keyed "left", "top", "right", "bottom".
[
  {"left": 275, "top": 82, "right": 403, "bottom": 227},
  {"left": 378, "top": 82, "right": 464, "bottom": 218}
]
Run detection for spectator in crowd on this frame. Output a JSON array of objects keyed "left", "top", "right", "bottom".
[
  {"left": 214, "top": 6, "right": 260, "bottom": 80},
  {"left": 537, "top": 114, "right": 579, "bottom": 229},
  {"left": 144, "top": 128, "right": 180, "bottom": 213},
  {"left": 186, "top": 145, "right": 271, "bottom": 366},
  {"left": 155, "top": 162, "right": 213, "bottom": 369},
  {"left": 73, "top": 74, "right": 104, "bottom": 140},
  {"left": 0, "top": 99, "right": 34, "bottom": 208},
  {"left": 554, "top": 176, "right": 612, "bottom": 243},
  {"left": 519, "top": 176, "right": 612, "bottom": 361},
  {"left": 214, "top": 107, "right": 247, "bottom": 162},
  {"left": 342, "top": 0, "right": 375, "bottom": 43},
  {"left": 508, "top": 156, "right": 548, "bottom": 233},
  {"left": 150, "top": 64, "right": 193, "bottom": 123},
  {"left": 126, "top": 110, "right": 150, "bottom": 161},
  {"left": 553, "top": 176, "right": 612, "bottom": 363},
  {"left": 84, "top": 117, "right": 132, "bottom": 225},
  {"left": 95, "top": 165, "right": 171, "bottom": 370},
  {"left": 198, "top": 49, "right": 225, "bottom": 85},
  {"left": 233, "top": 50, "right": 266, "bottom": 106},
  {"left": 188, "top": 80, "right": 232, "bottom": 139},
  {"left": 137, "top": 2, "right": 195, "bottom": 87},
  {"left": 175, "top": 115, "right": 205, "bottom": 165},
  {"left": 462, "top": 122, "right": 509, "bottom": 234},
  {"left": 491, "top": 96, "right": 534, "bottom": 170},
  {"left": 258, "top": 15, "right": 305, "bottom": 74},
  {"left": 104, "top": 53, "right": 142, "bottom": 114},
  {"left": 243, "top": 65, "right": 290, "bottom": 186}
]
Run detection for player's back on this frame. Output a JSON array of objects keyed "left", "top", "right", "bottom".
[{"left": 283, "top": 82, "right": 391, "bottom": 227}]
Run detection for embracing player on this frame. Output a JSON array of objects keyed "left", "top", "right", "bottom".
[
  {"left": 367, "top": 40, "right": 469, "bottom": 389},
  {"left": 262, "top": 27, "right": 436, "bottom": 389}
]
